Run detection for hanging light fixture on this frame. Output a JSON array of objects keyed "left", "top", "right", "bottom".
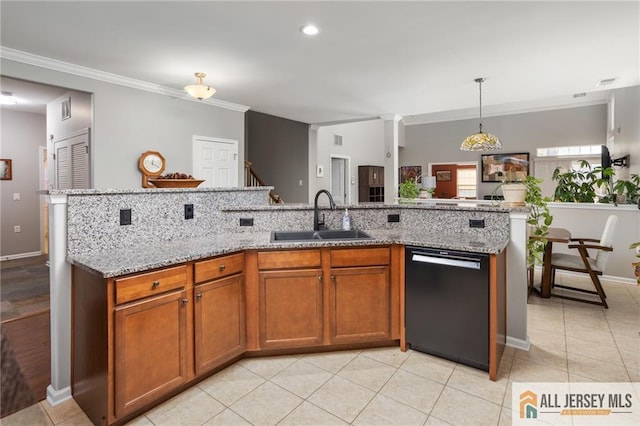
[
  {"left": 460, "top": 77, "right": 502, "bottom": 151},
  {"left": 184, "top": 72, "right": 216, "bottom": 100}
]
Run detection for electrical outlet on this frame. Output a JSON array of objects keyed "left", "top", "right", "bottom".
[
  {"left": 184, "top": 204, "right": 194, "bottom": 220},
  {"left": 240, "top": 218, "right": 254, "bottom": 227},
  {"left": 120, "top": 209, "right": 132, "bottom": 226},
  {"left": 14, "top": 225, "right": 21, "bottom": 233},
  {"left": 469, "top": 219, "right": 485, "bottom": 228},
  {"left": 387, "top": 214, "right": 400, "bottom": 223},
  {"left": 13, "top": 193, "right": 20, "bottom": 201}
]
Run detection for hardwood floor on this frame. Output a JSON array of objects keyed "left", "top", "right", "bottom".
[{"left": 1, "top": 256, "right": 51, "bottom": 418}]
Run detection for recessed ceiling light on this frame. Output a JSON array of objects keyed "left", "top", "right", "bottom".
[
  {"left": 300, "top": 24, "right": 319, "bottom": 36},
  {"left": 0, "top": 91, "right": 18, "bottom": 105}
]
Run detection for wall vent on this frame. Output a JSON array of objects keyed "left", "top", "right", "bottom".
[
  {"left": 334, "top": 135, "right": 343, "bottom": 146},
  {"left": 597, "top": 78, "right": 616, "bottom": 87}
]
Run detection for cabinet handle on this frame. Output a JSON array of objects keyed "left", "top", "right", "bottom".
[
  {"left": 220, "top": 264, "right": 226, "bottom": 271},
  {"left": 196, "top": 293, "right": 202, "bottom": 300},
  {"left": 331, "top": 275, "right": 336, "bottom": 281},
  {"left": 182, "top": 298, "right": 188, "bottom": 305},
  {"left": 152, "top": 281, "right": 160, "bottom": 289},
  {"left": 318, "top": 275, "right": 322, "bottom": 281}
]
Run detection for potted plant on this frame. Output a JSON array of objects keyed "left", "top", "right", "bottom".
[
  {"left": 499, "top": 169, "right": 527, "bottom": 204},
  {"left": 551, "top": 160, "right": 612, "bottom": 202},
  {"left": 492, "top": 175, "right": 553, "bottom": 267},
  {"left": 612, "top": 174, "right": 640, "bottom": 206},
  {"left": 630, "top": 242, "right": 640, "bottom": 285},
  {"left": 523, "top": 175, "right": 553, "bottom": 268},
  {"left": 399, "top": 178, "right": 420, "bottom": 201}
]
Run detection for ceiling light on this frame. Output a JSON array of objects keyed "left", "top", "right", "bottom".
[
  {"left": 300, "top": 24, "right": 319, "bottom": 36},
  {"left": 0, "top": 91, "right": 18, "bottom": 105},
  {"left": 184, "top": 72, "right": 216, "bottom": 100},
  {"left": 460, "top": 78, "right": 502, "bottom": 151}
]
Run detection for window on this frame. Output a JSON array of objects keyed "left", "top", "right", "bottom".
[
  {"left": 457, "top": 167, "right": 477, "bottom": 198},
  {"left": 536, "top": 145, "right": 601, "bottom": 158}
]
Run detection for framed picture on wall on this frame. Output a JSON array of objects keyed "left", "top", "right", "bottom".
[
  {"left": 0, "top": 159, "right": 12, "bottom": 180},
  {"left": 435, "top": 170, "right": 452, "bottom": 182},
  {"left": 481, "top": 152, "right": 529, "bottom": 182},
  {"left": 399, "top": 165, "right": 422, "bottom": 183}
]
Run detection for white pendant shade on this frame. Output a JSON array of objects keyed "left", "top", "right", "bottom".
[{"left": 184, "top": 72, "right": 216, "bottom": 100}]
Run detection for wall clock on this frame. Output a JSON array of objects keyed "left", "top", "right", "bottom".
[{"left": 138, "top": 150, "right": 166, "bottom": 188}]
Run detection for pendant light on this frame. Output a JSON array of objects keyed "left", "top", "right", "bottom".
[
  {"left": 184, "top": 72, "right": 216, "bottom": 100},
  {"left": 460, "top": 77, "right": 502, "bottom": 151}
]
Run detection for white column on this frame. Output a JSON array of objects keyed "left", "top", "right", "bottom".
[
  {"left": 44, "top": 193, "right": 72, "bottom": 405},
  {"left": 381, "top": 114, "right": 402, "bottom": 203},
  {"left": 506, "top": 211, "right": 530, "bottom": 351}
]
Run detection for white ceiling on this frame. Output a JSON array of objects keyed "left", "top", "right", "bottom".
[{"left": 1, "top": 1, "right": 638, "bottom": 124}]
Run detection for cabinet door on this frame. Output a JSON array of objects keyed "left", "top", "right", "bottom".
[
  {"left": 194, "top": 274, "right": 245, "bottom": 375},
  {"left": 259, "top": 269, "right": 323, "bottom": 349},
  {"left": 114, "top": 290, "right": 188, "bottom": 418},
  {"left": 329, "top": 266, "right": 390, "bottom": 344}
]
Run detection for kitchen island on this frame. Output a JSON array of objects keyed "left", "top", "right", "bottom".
[{"left": 44, "top": 188, "right": 523, "bottom": 425}]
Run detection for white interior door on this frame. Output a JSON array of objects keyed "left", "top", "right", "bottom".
[
  {"left": 53, "top": 130, "right": 90, "bottom": 189},
  {"left": 330, "top": 156, "right": 349, "bottom": 205},
  {"left": 192, "top": 136, "right": 238, "bottom": 188}
]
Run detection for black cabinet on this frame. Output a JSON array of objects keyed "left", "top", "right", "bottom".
[{"left": 358, "top": 165, "right": 384, "bottom": 202}]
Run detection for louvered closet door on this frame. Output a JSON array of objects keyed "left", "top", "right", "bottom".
[{"left": 54, "top": 131, "right": 90, "bottom": 189}]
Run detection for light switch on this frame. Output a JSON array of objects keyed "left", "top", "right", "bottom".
[
  {"left": 298, "top": 179, "right": 303, "bottom": 186},
  {"left": 13, "top": 193, "right": 20, "bottom": 201}
]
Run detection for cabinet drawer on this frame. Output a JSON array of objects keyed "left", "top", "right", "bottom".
[
  {"left": 115, "top": 265, "right": 187, "bottom": 304},
  {"left": 258, "top": 249, "right": 321, "bottom": 270},
  {"left": 330, "top": 247, "right": 390, "bottom": 267},
  {"left": 194, "top": 252, "right": 244, "bottom": 283}
]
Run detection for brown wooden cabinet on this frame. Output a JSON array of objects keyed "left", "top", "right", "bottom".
[
  {"left": 358, "top": 165, "right": 385, "bottom": 202},
  {"left": 329, "top": 247, "right": 391, "bottom": 344},
  {"left": 114, "top": 289, "right": 189, "bottom": 418},
  {"left": 72, "top": 246, "right": 402, "bottom": 425},
  {"left": 256, "top": 249, "right": 323, "bottom": 349},
  {"left": 193, "top": 255, "right": 245, "bottom": 375}
]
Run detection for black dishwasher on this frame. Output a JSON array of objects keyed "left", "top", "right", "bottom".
[{"left": 405, "top": 246, "right": 489, "bottom": 371}]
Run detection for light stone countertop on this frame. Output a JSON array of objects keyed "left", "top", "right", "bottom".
[{"left": 68, "top": 229, "right": 510, "bottom": 278}]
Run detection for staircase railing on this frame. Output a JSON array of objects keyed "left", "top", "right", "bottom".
[{"left": 244, "top": 161, "right": 283, "bottom": 204}]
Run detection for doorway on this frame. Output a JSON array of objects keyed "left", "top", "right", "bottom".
[
  {"left": 192, "top": 136, "right": 239, "bottom": 188},
  {"left": 430, "top": 162, "right": 478, "bottom": 199},
  {"left": 330, "top": 156, "right": 350, "bottom": 205}
]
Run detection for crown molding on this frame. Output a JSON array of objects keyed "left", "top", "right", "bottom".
[{"left": 0, "top": 47, "right": 250, "bottom": 113}]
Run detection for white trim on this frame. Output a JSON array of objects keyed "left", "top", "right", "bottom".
[
  {"left": 555, "top": 269, "right": 638, "bottom": 286},
  {"left": 46, "top": 385, "right": 72, "bottom": 406},
  {"left": 548, "top": 202, "right": 639, "bottom": 212},
  {"left": 506, "top": 336, "right": 531, "bottom": 352},
  {"left": 0, "top": 47, "right": 250, "bottom": 113},
  {"left": 0, "top": 251, "right": 43, "bottom": 261}
]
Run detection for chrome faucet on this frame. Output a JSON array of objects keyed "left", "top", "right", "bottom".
[{"left": 313, "top": 189, "right": 336, "bottom": 231}]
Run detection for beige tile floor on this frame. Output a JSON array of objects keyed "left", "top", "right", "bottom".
[{"left": 3, "top": 274, "right": 639, "bottom": 426}]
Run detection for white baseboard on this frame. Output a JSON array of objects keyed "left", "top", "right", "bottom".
[
  {"left": 0, "top": 251, "right": 43, "bottom": 261},
  {"left": 532, "top": 266, "right": 637, "bottom": 286},
  {"left": 46, "top": 385, "right": 72, "bottom": 406},
  {"left": 506, "top": 336, "right": 531, "bottom": 351}
]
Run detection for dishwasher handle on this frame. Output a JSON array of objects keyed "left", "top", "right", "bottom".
[{"left": 411, "top": 253, "right": 481, "bottom": 270}]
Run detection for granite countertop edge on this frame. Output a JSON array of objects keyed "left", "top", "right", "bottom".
[{"left": 68, "top": 230, "right": 510, "bottom": 278}]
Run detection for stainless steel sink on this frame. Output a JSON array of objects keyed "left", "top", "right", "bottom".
[{"left": 271, "top": 229, "right": 372, "bottom": 242}]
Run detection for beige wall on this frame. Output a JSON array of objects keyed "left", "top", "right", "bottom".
[
  {"left": 0, "top": 109, "right": 45, "bottom": 257},
  {"left": 1, "top": 58, "right": 246, "bottom": 189},
  {"left": 402, "top": 104, "right": 608, "bottom": 198}
]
